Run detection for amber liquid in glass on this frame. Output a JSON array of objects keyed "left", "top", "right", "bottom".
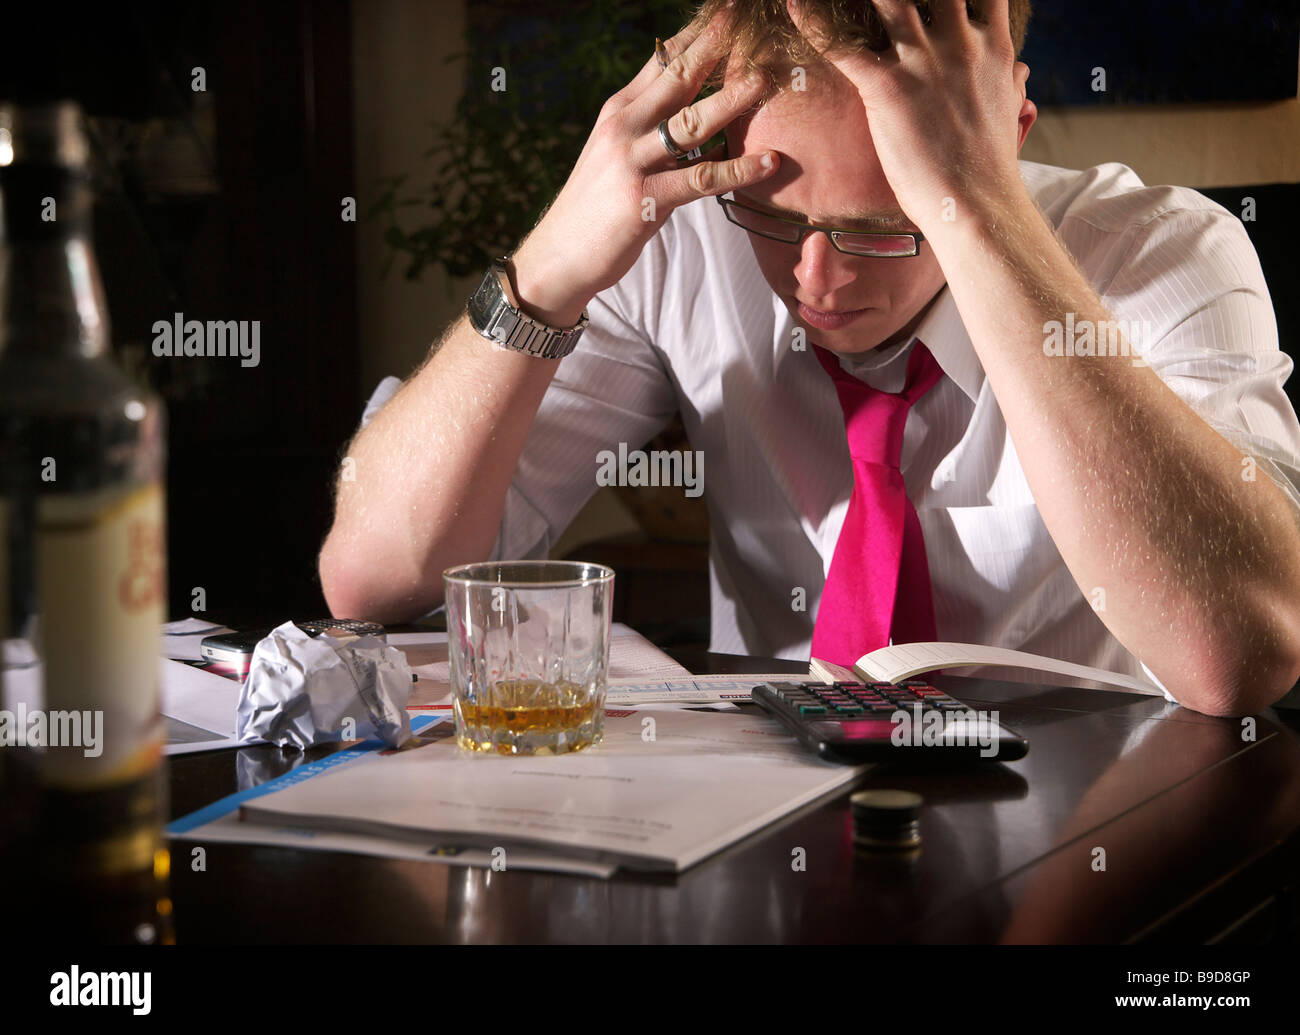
[{"left": 455, "top": 678, "right": 603, "bottom": 755}]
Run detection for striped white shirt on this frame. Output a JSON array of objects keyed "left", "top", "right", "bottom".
[{"left": 371, "top": 161, "right": 1300, "bottom": 697}]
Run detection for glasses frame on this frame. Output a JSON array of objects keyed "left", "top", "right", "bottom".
[{"left": 715, "top": 192, "right": 925, "bottom": 258}]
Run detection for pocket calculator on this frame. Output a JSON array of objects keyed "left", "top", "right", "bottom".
[{"left": 751, "top": 679, "right": 1029, "bottom": 765}]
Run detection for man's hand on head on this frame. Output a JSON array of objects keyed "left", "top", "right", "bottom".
[
  {"left": 786, "top": 0, "right": 1035, "bottom": 237},
  {"left": 512, "top": 6, "right": 780, "bottom": 325}
]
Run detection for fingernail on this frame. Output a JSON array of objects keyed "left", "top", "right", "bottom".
[{"left": 760, "top": 153, "right": 774, "bottom": 171}]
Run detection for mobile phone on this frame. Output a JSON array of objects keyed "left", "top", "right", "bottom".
[
  {"left": 198, "top": 628, "right": 268, "bottom": 679},
  {"left": 200, "top": 619, "right": 385, "bottom": 678}
]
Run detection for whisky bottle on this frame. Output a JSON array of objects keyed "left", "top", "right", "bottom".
[{"left": 0, "top": 101, "right": 172, "bottom": 944}]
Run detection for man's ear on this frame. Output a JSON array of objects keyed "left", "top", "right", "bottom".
[{"left": 1014, "top": 61, "right": 1037, "bottom": 151}]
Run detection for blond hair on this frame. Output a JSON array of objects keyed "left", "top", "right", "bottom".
[{"left": 692, "top": 0, "right": 1032, "bottom": 89}]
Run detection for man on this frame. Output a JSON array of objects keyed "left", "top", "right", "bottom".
[{"left": 320, "top": 0, "right": 1300, "bottom": 716}]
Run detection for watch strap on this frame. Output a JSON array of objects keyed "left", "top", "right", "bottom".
[{"left": 467, "top": 258, "right": 589, "bottom": 359}]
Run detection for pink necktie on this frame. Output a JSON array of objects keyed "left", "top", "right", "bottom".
[{"left": 811, "top": 341, "right": 946, "bottom": 668}]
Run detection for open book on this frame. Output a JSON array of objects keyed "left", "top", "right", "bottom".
[{"left": 809, "top": 641, "right": 1165, "bottom": 696}]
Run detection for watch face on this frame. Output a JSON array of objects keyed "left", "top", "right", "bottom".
[{"left": 468, "top": 270, "right": 501, "bottom": 336}]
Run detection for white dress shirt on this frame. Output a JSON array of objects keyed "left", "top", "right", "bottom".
[{"left": 368, "top": 161, "right": 1300, "bottom": 699}]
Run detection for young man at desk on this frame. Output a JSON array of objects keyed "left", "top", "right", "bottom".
[{"left": 319, "top": 1, "right": 1300, "bottom": 717}]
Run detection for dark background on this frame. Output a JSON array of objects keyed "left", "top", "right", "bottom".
[
  {"left": 1021, "top": 0, "right": 1300, "bottom": 105},
  {"left": 2, "top": 2, "right": 358, "bottom": 627}
]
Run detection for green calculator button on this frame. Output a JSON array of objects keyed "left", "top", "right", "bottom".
[{"left": 797, "top": 704, "right": 827, "bottom": 715}]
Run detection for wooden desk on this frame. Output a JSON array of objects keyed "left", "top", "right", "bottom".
[{"left": 163, "top": 652, "right": 1300, "bottom": 944}]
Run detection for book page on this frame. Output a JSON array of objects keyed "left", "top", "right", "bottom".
[{"left": 850, "top": 642, "right": 1164, "bottom": 695}]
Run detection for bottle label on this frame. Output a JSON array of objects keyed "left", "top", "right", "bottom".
[{"left": 36, "top": 481, "right": 165, "bottom": 788}]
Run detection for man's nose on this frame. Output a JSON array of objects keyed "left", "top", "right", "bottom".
[{"left": 794, "top": 230, "right": 857, "bottom": 300}]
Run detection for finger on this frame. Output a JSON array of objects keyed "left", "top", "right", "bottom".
[
  {"left": 785, "top": 0, "right": 834, "bottom": 54},
  {"left": 871, "top": 0, "right": 927, "bottom": 49},
  {"left": 660, "top": 13, "right": 712, "bottom": 65},
  {"left": 616, "top": 17, "right": 710, "bottom": 108},
  {"left": 636, "top": 70, "right": 770, "bottom": 169},
  {"left": 929, "top": 0, "right": 970, "bottom": 38},
  {"left": 624, "top": 8, "right": 736, "bottom": 130},
  {"left": 649, "top": 146, "right": 779, "bottom": 209},
  {"left": 788, "top": 0, "right": 897, "bottom": 71},
  {"left": 983, "top": 0, "right": 1011, "bottom": 37}
]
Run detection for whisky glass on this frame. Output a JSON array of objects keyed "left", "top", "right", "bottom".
[{"left": 443, "top": 561, "right": 614, "bottom": 755}]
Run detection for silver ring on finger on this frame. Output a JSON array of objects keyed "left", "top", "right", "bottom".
[{"left": 657, "top": 119, "right": 694, "bottom": 161}]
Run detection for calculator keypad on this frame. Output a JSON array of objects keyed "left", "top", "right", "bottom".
[
  {"left": 764, "top": 681, "right": 965, "bottom": 719},
  {"left": 751, "top": 679, "right": 1028, "bottom": 764}
]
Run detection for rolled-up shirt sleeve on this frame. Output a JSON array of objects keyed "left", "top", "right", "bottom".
[
  {"left": 354, "top": 232, "right": 678, "bottom": 565},
  {"left": 1096, "top": 201, "right": 1300, "bottom": 527},
  {"left": 487, "top": 235, "right": 679, "bottom": 561}
]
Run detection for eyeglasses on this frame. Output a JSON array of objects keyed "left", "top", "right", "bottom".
[{"left": 715, "top": 193, "right": 925, "bottom": 258}]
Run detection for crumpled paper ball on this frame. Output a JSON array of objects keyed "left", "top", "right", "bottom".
[{"left": 235, "top": 620, "right": 412, "bottom": 750}]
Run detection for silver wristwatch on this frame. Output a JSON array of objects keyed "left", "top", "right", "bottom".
[{"left": 467, "top": 257, "right": 589, "bottom": 359}]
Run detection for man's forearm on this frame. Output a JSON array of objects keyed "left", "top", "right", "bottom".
[
  {"left": 319, "top": 310, "right": 563, "bottom": 623},
  {"left": 929, "top": 193, "right": 1300, "bottom": 714}
]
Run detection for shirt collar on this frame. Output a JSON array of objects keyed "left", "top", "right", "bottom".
[
  {"left": 908, "top": 286, "right": 985, "bottom": 403},
  {"left": 826, "top": 286, "right": 986, "bottom": 402}
]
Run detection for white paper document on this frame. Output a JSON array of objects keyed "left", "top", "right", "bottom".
[
  {"left": 166, "top": 715, "right": 617, "bottom": 876},
  {"left": 238, "top": 707, "right": 866, "bottom": 873},
  {"left": 180, "top": 809, "right": 618, "bottom": 878},
  {"left": 5, "top": 645, "right": 250, "bottom": 757},
  {"left": 606, "top": 672, "right": 804, "bottom": 704},
  {"left": 161, "top": 658, "right": 243, "bottom": 737}
]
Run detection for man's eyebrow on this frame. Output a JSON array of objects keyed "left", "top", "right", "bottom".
[{"left": 734, "top": 191, "right": 916, "bottom": 232}]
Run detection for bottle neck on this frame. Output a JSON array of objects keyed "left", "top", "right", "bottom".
[{"left": 0, "top": 175, "right": 107, "bottom": 360}]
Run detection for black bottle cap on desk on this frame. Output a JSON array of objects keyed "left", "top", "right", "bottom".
[{"left": 851, "top": 789, "right": 923, "bottom": 849}]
